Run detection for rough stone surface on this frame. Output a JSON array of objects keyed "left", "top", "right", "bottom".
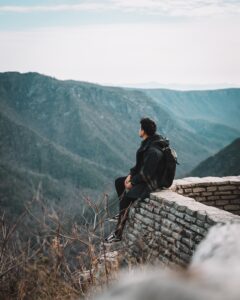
[
  {"left": 94, "top": 223, "right": 240, "bottom": 300},
  {"left": 122, "top": 176, "right": 240, "bottom": 267},
  {"left": 172, "top": 176, "right": 240, "bottom": 215}
]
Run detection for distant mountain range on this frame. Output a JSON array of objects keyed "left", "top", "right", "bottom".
[
  {"left": 0, "top": 72, "right": 239, "bottom": 216},
  {"left": 187, "top": 138, "right": 240, "bottom": 177},
  {"left": 112, "top": 82, "right": 240, "bottom": 90},
  {"left": 146, "top": 88, "right": 240, "bottom": 130}
]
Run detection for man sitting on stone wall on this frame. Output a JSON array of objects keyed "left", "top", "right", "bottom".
[{"left": 105, "top": 117, "right": 169, "bottom": 243}]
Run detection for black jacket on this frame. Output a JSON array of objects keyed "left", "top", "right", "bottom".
[{"left": 125, "top": 133, "right": 169, "bottom": 200}]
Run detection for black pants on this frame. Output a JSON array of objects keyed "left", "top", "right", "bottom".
[{"left": 114, "top": 176, "right": 137, "bottom": 238}]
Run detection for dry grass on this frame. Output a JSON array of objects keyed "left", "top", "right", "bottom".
[{"left": 0, "top": 185, "right": 130, "bottom": 300}]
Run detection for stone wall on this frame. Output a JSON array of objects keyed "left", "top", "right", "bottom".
[
  {"left": 122, "top": 176, "right": 240, "bottom": 268},
  {"left": 96, "top": 223, "right": 240, "bottom": 300},
  {"left": 172, "top": 176, "right": 240, "bottom": 215}
]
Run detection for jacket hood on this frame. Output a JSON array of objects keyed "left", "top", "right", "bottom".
[{"left": 141, "top": 133, "right": 169, "bottom": 151}]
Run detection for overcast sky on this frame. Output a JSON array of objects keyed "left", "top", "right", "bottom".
[{"left": 0, "top": 0, "right": 240, "bottom": 89}]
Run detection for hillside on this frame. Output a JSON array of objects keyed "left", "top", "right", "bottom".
[
  {"left": 146, "top": 88, "right": 240, "bottom": 130},
  {"left": 0, "top": 110, "right": 113, "bottom": 216},
  {"left": 0, "top": 71, "right": 239, "bottom": 216},
  {"left": 187, "top": 138, "right": 240, "bottom": 176}
]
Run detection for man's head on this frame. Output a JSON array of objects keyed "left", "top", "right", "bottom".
[{"left": 139, "top": 117, "right": 157, "bottom": 139}]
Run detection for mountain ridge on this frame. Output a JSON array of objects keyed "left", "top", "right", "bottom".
[
  {"left": 187, "top": 138, "right": 240, "bottom": 177},
  {"left": 0, "top": 71, "right": 239, "bottom": 217}
]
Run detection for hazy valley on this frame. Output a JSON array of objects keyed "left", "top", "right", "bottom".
[{"left": 0, "top": 71, "right": 239, "bottom": 218}]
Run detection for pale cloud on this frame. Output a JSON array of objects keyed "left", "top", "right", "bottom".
[
  {"left": 0, "top": 1, "right": 239, "bottom": 87},
  {"left": 112, "top": 0, "right": 240, "bottom": 17},
  {"left": 0, "top": 3, "right": 109, "bottom": 13},
  {"left": 0, "top": 0, "right": 240, "bottom": 17},
  {"left": 0, "top": 20, "right": 239, "bottom": 86}
]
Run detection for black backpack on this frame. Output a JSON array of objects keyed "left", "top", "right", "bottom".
[{"left": 159, "top": 143, "right": 179, "bottom": 188}]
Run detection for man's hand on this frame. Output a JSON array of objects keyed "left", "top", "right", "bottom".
[
  {"left": 124, "top": 174, "right": 133, "bottom": 189},
  {"left": 125, "top": 181, "right": 133, "bottom": 189}
]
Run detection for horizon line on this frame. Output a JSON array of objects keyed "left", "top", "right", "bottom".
[{"left": 1, "top": 70, "right": 240, "bottom": 92}]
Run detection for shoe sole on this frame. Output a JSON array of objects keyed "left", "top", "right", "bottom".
[
  {"left": 106, "top": 219, "right": 118, "bottom": 223},
  {"left": 106, "top": 215, "right": 119, "bottom": 223},
  {"left": 104, "top": 239, "right": 121, "bottom": 244}
]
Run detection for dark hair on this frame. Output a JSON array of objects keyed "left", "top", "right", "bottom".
[{"left": 140, "top": 117, "right": 157, "bottom": 136}]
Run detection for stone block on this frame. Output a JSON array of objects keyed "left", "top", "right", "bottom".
[
  {"left": 196, "top": 219, "right": 205, "bottom": 227},
  {"left": 182, "top": 228, "right": 195, "bottom": 239},
  {"left": 218, "top": 185, "right": 237, "bottom": 191},
  {"left": 155, "top": 231, "right": 162, "bottom": 237},
  {"left": 158, "top": 255, "right": 170, "bottom": 265},
  {"left": 195, "top": 196, "right": 206, "bottom": 201},
  {"left": 220, "top": 195, "right": 238, "bottom": 200},
  {"left": 202, "top": 192, "right": 213, "bottom": 196},
  {"left": 171, "top": 222, "right": 183, "bottom": 233},
  {"left": 187, "top": 192, "right": 201, "bottom": 197},
  {"left": 196, "top": 211, "right": 207, "bottom": 221},
  {"left": 207, "top": 196, "right": 219, "bottom": 200},
  {"left": 207, "top": 186, "right": 218, "bottom": 191},
  {"left": 159, "top": 238, "right": 169, "bottom": 248},
  {"left": 154, "top": 215, "right": 162, "bottom": 223},
  {"left": 224, "top": 204, "right": 240, "bottom": 211},
  {"left": 172, "top": 231, "right": 182, "bottom": 240},
  {"left": 162, "top": 218, "right": 173, "bottom": 228},
  {"left": 154, "top": 207, "right": 161, "bottom": 214},
  {"left": 185, "top": 207, "right": 198, "bottom": 217},
  {"left": 127, "top": 233, "right": 137, "bottom": 242},
  {"left": 176, "top": 205, "right": 186, "bottom": 212},
  {"left": 230, "top": 180, "right": 240, "bottom": 184},
  {"left": 142, "top": 209, "right": 155, "bottom": 219},
  {"left": 164, "top": 235, "right": 175, "bottom": 244},
  {"left": 150, "top": 250, "right": 159, "bottom": 257},
  {"left": 184, "top": 188, "right": 193, "bottom": 193},
  {"left": 206, "top": 215, "right": 216, "bottom": 225},
  {"left": 214, "top": 180, "right": 233, "bottom": 186},
  {"left": 174, "top": 255, "right": 187, "bottom": 267},
  {"left": 181, "top": 237, "right": 194, "bottom": 249},
  {"left": 147, "top": 226, "right": 155, "bottom": 232},
  {"left": 215, "top": 191, "right": 232, "bottom": 195},
  {"left": 191, "top": 224, "right": 206, "bottom": 235},
  {"left": 178, "top": 250, "right": 191, "bottom": 261},
  {"left": 203, "top": 223, "right": 211, "bottom": 229},
  {"left": 174, "top": 210, "right": 185, "bottom": 218},
  {"left": 184, "top": 214, "right": 196, "bottom": 223},
  {"left": 168, "top": 213, "right": 176, "bottom": 222},
  {"left": 144, "top": 197, "right": 150, "bottom": 203},
  {"left": 159, "top": 211, "right": 168, "bottom": 218},
  {"left": 230, "top": 199, "right": 240, "bottom": 204},
  {"left": 154, "top": 223, "right": 161, "bottom": 231},
  {"left": 133, "top": 222, "right": 143, "bottom": 231},
  {"left": 132, "top": 229, "right": 142, "bottom": 237},
  {"left": 163, "top": 199, "right": 175, "bottom": 207},
  {"left": 176, "top": 217, "right": 191, "bottom": 228},
  {"left": 145, "top": 203, "right": 155, "bottom": 212},
  {"left": 134, "top": 213, "right": 145, "bottom": 222},
  {"left": 215, "top": 199, "right": 229, "bottom": 205},
  {"left": 233, "top": 210, "right": 240, "bottom": 215},
  {"left": 194, "top": 234, "right": 204, "bottom": 243},
  {"left": 149, "top": 194, "right": 158, "bottom": 201},
  {"left": 161, "top": 226, "right": 173, "bottom": 236},
  {"left": 149, "top": 199, "right": 162, "bottom": 207},
  {"left": 164, "top": 206, "right": 171, "bottom": 212},
  {"left": 201, "top": 201, "right": 215, "bottom": 206},
  {"left": 193, "top": 187, "right": 206, "bottom": 192},
  {"left": 144, "top": 217, "right": 155, "bottom": 227}
]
